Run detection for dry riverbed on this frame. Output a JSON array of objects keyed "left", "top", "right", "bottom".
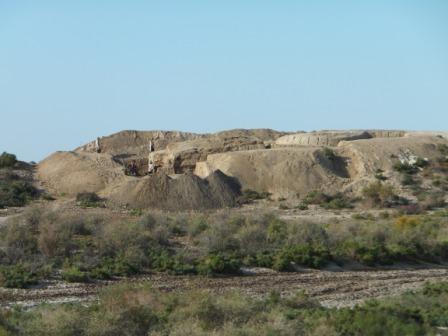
[{"left": 1, "top": 267, "right": 447, "bottom": 309}]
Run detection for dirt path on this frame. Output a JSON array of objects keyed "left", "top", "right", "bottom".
[{"left": 1, "top": 267, "right": 447, "bottom": 309}]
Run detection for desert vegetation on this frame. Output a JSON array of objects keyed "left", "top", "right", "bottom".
[
  {"left": 0, "top": 153, "right": 38, "bottom": 209},
  {"left": 1, "top": 207, "right": 448, "bottom": 288},
  {"left": 0, "top": 280, "right": 447, "bottom": 335},
  {"left": 0, "top": 152, "right": 17, "bottom": 169}
]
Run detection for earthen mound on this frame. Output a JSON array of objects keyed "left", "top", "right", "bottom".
[
  {"left": 37, "top": 151, "right": 125, "bottom": 196},
  {"left": 195, "top": 147, "right": 350, "bottom": 198},
  {"left": 108, "top": 170, "right": 241, "bottom": 210}
]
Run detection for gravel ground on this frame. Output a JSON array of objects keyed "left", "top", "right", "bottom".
[{"left": 1, "top": 267, "right": 447, "bottom": 309}]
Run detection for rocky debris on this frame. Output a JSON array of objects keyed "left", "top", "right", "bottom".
[
  {"left": 108, "top": 170, "right": 241, "bottom": 210},
  {"left": 397, "top": 149, "right": 427, "bottom": 166}
]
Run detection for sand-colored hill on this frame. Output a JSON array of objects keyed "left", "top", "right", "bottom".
[
  {"left": 36, "top": 129, "right": 448, "bottom": 209},
  {"left": 37, "top": 151, "right": 125, "bottom": 196},
  {"left": 195, "top": 147, "right": 349, "bottom": 198}
]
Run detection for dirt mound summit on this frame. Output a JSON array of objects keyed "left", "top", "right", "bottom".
[{"left": 108, "top": 170, "right": 241, "bottom": 210}]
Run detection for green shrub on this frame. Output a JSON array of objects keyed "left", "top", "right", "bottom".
[
  {"left": 89, "top": 256, "right": 139, "bottom": 278},
  {"left": 321, "top": 194, "right": 353, "bottom": 209},
  {"left": 322, "top": 147, "right": 336, "bottom": 161},
  {"left": 393, "top": 162, "right": 419, "bottom": 174},
  {"left": 302, "top": 191, "right": 331, "bottom": 205},
  {"left": 62, "top": 265, "right": 89, "bottom": 282},
  {"left": 149, "top": 249, "right": 195, "bottom": 275},
  {"left": 187, "top": 216, "right": 209, "bottom": 237},
  {"left": 1, "top": 278, "right": 448, "bottom": 335},
  {"left": 76, "top": 192, "right": 102, "bottom": 207},
  {"left": 266, "top": 218, "right": 287, "bottom": 244},
  {"left": 129, "top": 208, "right": 142, "bottom": 216},
  {"left": 415, "top": 157, "right": 429, "bottom": 168},
  {"left": 302, "top": 191, "right": 352, "bottom": 209},
  {"left": 374, "top": 172, "right": 388, "bottom": 181},
  {"left": 351, "top": 213, "right": 374, "bottom": 220},
  {"left": 296, "top": 203, "right": 308, "bottom": 210},
  {"left": 0, "top": 178, "right": 38, "bottom": 208},
  {"left": 362, "top": 181, "right": 397, "bottom": 207},
  {"left": 196, "top": 254, "right": 241, "bottom": 276},
  {"left": 238, "top": 189, "right": 271, "bottom": 204},
  {"left": 37, "top": 214, "right": 83, "bottom": 258},
  {"left": 401, "top": 174, "right": 417, "bottom": 186},
  {"left": 252, "top": 251, "right": 274, "bottom": 268},
  {"left": 273, "top": 244, "right": 331, "bottom": 271},
  {"left": 0, "top": 152, "right": 17, "bottom": 168},
  {"left": 340, "top": 241, "right": 394, "bottom": 266},
  {"left": 437, "top": 144, "right": 448, "bottom": 155},
  {"left": 332, "top": 304, "right": 428, "bottom": 336},
  {"left": 0, "top": 264, "right": 38, "bottom": 288}
]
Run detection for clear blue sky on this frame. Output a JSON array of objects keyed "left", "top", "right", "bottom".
[{"left": 1, "top": 1, "right": 447, "bottom": 162}]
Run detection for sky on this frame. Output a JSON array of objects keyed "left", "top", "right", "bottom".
[{"left": 1, "top": 1, "right": 447, "bottom": 162}]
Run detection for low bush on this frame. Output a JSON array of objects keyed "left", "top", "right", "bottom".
[
  {"left": 401, "top": 174, "right": 417, "bottom": 186},
  {"left": 61, "top": 265, "right": 89, "bottom": 283},
  {"left": 374, "top": 172, "right": 388, "bottom": 181},
  {"left": 362, "top": 181, "right": 398, "bottom": 207},
  {"left": 273, "top": 244, "right": 331, "bottom": 270},
  {"left": 0, "top": 178, "right": 38, "bottom": 208},
  {"left": 196, "top": 254, "right": 241, "bottom": 276},
  {"left": 322, "top": 147, "right": 337, "bottom": 161},
  {"left": 187, "top": 216, "right": 209, "bottom": 237},
  {"left": 0, "top": 264, "right": 38, "bottom": 288},
  {"left": 321, "top": 194, "right": 353, "bottom": 209},
  {"left": 3, "top": 281, "right": 448, "bottom": 335},
  {"left": 393, "top": 162, "right": 419, "bottom": 174},
  {"left": 339, "top": 240, "right": 393, "bottom": 266},
  {"left": 0, "top": 152, "right": 17, "bottom": 168},
  {"left": 296, "top": 203, "right": 308, "bottom": 210},
  {"left": 302, "top": 191, "right": 353, "bottom": 209},
  {"left": 238, "top": 189, "right": 271, "bottom": 204},
  {"left": 302, "top": 190, "right": 331, "bottom": 205},
  {"left": 76, "top": 192, "right": 102, "bottom": 207},
  {"left": 351, "top": 212, "right": 375, "bottom": 220},
  {"left": 437, "top": 143, "right": 448, "bottom": 155}
]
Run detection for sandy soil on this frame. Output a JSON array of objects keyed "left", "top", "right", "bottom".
[{"left": 1, "top": 267, "right": 447, "bottom": 309}]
